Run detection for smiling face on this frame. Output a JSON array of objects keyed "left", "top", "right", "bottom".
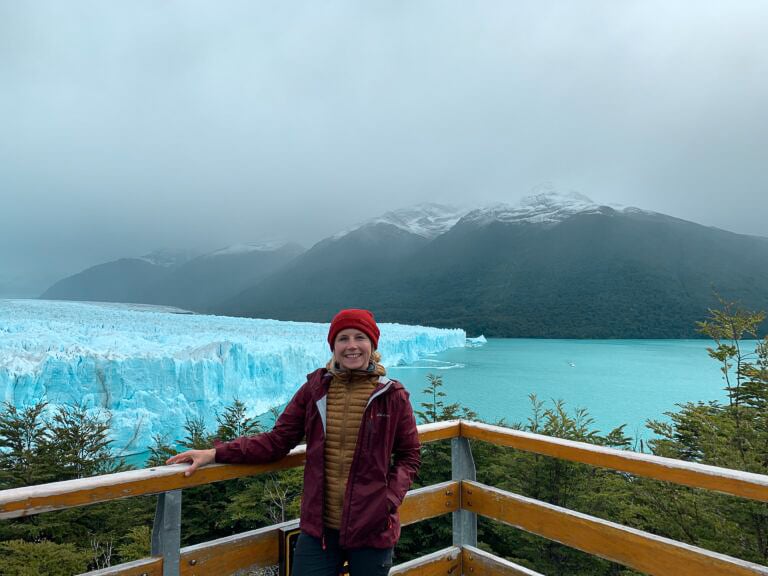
[{"left": 333, "top": 328, "right": 373, "bottom": 370}]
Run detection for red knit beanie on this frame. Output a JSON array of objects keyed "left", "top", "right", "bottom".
[{"left": 328, "top": 309, "right": 380, "bottom": 350}]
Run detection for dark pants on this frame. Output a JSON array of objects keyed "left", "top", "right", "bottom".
[{"left": 291, "top": 530, "right": 393, "bottom": 576}]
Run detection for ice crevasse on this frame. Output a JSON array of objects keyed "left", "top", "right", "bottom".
[{"left": 0, "top": 300, "right": 467, "bottom": 455}]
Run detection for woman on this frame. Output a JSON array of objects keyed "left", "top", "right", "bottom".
[{"left": 166, "top": 309, "right": 421, "bottom": 575}]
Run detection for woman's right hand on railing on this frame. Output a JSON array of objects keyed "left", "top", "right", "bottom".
[{"left": 166, "top": 448, "right": 216, "bottom": 477}]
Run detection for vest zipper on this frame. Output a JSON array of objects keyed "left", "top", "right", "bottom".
[{"left": 340, "top": 379, "right": 389, "bottom": 547}]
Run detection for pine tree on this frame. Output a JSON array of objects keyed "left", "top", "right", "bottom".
[
  {"left": 147, "top": 433, "right": 177, "bottom": 467},
  {"left": 45, "top": 403, "right": 120, "bottom": 480},
  {"left": 178, "top": 415, "right": 213, "bottom": 450},
  {"left": 0, "top": 402, "right": 50, "bottom": 488},
  {"left": 215, "top": 399, "right": 261, "bottom": 441},
  {"left": 415, "top": 373, "right": 447, "bottom": 424}
]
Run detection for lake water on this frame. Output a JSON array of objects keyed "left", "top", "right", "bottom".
[{"left": 388, "top": 338, "right": 732, "bottom": 443}]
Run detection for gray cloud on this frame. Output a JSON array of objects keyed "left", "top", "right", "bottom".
[{"left": 2, "top": 0, "right": 767, "bottom": 292}]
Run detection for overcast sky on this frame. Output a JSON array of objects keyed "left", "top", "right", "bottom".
[{"left": 2, "top": 1, "right": 767, "bottom": 292}]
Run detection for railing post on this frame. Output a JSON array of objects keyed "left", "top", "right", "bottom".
[
  {"left": 152, "top": 490, "right": 182, "bottom": 576},
  {"left": 452, "top": 426, "right": 477, "bottom": 548}
]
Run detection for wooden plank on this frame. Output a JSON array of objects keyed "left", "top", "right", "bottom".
[
  {"left": 464, "top": 480, "right": 768, "bottom": 576},
  {"left": 461, "top": 545, "right": 544, "bottom": 576},
  {"left": 390, "top": 546, "right": 461, "bottom": 576},
  {"left": 461, "top": 420, "right": 768, "bottom": 502},
  {"left": 78, "top": 557, "right": 163, "bottom": 576},
  {"left": 418, "top": 420, "right": 461, "bottom": 443},
  {"left": 0, "top": 449, "right": 307, "bottom": 519},
  {"left": 400, "top": 481, "right": 459, "bottom": 526},
  {"left": 178, "top": 521, "right": 294, "bottom": 575}
]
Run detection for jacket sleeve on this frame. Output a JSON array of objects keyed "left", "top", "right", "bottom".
[
  {"left": 386, "top": 389, "right": 421, "bottom": 510},
  {"left": 214, "top": 381, "right": 309, "bottom": 464}
]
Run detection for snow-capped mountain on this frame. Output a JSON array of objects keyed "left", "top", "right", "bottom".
[
  {"left": 333, "top": 202, "right": 469, "bottom": 241},
  {"left": 461, "top": 187, "right": 648, "bottom": 227},
  {"left": 40, "top": 189, "right": 768, "bottom": 338},
  {"left": 42, "top": 241, "right": 304, "bottom": 312},
  {"left": 204, "top": 240, "right": 297, "bottom": 258},
  {"left": 137, "top": 248, "right": 201, "bottom": 267},
  {"left": 219, "top": 190, "right": 768, "bottom": 338},
  {"left": 141, "top": 241, "right": 305, "bottom": 311}
]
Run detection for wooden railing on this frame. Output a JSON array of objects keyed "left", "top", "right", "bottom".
[{"left": 2, "top": 420, "right": 768, "bottom": 575}]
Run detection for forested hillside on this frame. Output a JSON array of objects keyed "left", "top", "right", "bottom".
[{"left": 220, "top": 208, "right": 768, "bottom": 338}]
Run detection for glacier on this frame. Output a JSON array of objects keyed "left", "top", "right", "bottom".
[{"left": 0, "top": 299, "right": 466, "bottom": 456}]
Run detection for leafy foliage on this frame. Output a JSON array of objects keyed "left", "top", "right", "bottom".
[
  {"left": 0, "top": 402, "right": 50, "bottom": 488},
  {"left": 414, "top": 373, "right": 478, "bottom": 425},
  {"left": 147, "top": 433, "right": 177, "bottom": 467},
  {"left": 216, "top": 398, "right": 261, "bottom": 441},
  {"left": 0, "top": 540, "right": 90, "bottom": 576},
  {"left": 178, "top": 415, "right": 213, "bottom": 450},
  {"left": 116, "top": 525, "right": 151, "bottom": 563},
  {"left": 641, "top": 300, "right": 768, "bottom": 564},
  {"left": 0, "top": 401, "right": 153, "bottom": 569}
]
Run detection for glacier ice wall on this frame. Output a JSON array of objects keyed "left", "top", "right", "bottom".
[{"left": 0, "top": 300, "right": 466, "bottom": 455}]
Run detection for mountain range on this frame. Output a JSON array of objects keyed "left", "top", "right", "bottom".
[
  {"left": 40, "top": 191, "right": 768, "bottom": 338},
  {"left": 41, "top": 242, "right": 304, "bottom": 312}
]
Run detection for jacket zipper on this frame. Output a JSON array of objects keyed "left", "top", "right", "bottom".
[
  {"left": 317, "top": 373, "right": 331, "bottom": 554},
  {"left": 367, "top": 410, "right": 374, "bottom": 450}
]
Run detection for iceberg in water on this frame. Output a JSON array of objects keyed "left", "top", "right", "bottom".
[
  {"left": 465, "top": 335, "right": 487, "bottom": 348},
  {"left": 0, "top": 299, "right": 466, "bottom": 455}
]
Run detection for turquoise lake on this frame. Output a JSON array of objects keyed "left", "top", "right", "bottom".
[{"left": 388, "top": 338, "right": 732, "bottom": 443}]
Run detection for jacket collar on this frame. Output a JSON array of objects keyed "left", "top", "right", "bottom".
[
  {"left": 309, "top": 369, "right": 402, "bottom": 435},
  {"left": 306, "top": 367, "right": 403, "bottom": 397}
]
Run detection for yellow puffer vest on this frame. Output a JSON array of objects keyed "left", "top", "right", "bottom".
[{"left": 323, "top": 374, "right": 378, "bottom": 529}]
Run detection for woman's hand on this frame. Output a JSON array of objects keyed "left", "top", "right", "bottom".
[{"left": 165, "top": 448, "right": 216, "bottom": 476}]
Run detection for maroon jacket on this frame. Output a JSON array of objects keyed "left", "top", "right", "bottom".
[{"left": 214, "top": 368, "right": 421, "bottom": 549}]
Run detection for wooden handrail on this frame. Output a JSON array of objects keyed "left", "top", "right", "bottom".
[
  {"left": 415, "top": 419, "right": 461, "bottom": 443},
  {"left": 463, "top": 480, "right": 768, "bottom": 576},
  {"left": 23, "top": 417, "right": 768, "bottom": 521},
  {"left": 0, "top": 452, "right": 307, "bottom": 520},
  {"left": 0, "top": 421, "right": 460, "bottom": 520},
  {"left": 462, "top": 420, "right": 768, "bottom": 502},
  {"left": 389, "top": 546, "right": 461, "bottom": 576},
  {"left": 82, "top": 558, "right": 162, "bottom": 576}
]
